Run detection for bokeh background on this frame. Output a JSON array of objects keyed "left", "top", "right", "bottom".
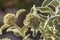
[{"left": 0, "top": 0, "right": 43, "bottom": 40}]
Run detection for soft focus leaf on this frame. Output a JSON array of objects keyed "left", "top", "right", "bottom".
[
  {"left": 20, "top": 26, "right": 28, "bottom": 37},
  {"left": 39, "top": 14, "right": 48, "bottom": 21},
  {"left": 41, "top": 0, "right": 59, "bottom": 7},
  {"left": 23, "top": 34, "right": 30, "bottom": 40},
  {"left": 50, "top": 0, "right": 59, "bottom": 7},
  {"left": 16, "top": 9, "right": 26, "bottom": 18},
  {"left": 1, "top": 38, "right": 10, "bottom": 40},
  {"left": 36, "top": 7, "right": 54, "bottom": 14},
  {"left": 30, "top": 5, "right": 37, "bottom": 15},
  {"left": 1, "top": 24, "right": 10, "bottom": 31},
  {"left": 7, "top": 27, "right": 21, "bottom": 37},
  {"left": 41, "top": 0, "right": 52, "bottom": 7},
  {"left": 7, "top": 26, "right": 28, "bottom": 37}
]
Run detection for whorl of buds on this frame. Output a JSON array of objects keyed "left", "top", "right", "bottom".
[
  {"left": 23, "top": 13, "right": 40, "bottom": 28},
  {"left": 3, "top": 13, "right": 16, "bottom": 25}
]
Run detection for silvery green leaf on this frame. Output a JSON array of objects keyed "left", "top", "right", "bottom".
[
  {"left": 7, "top": 27, "right": 21, "bottom": 37},
  {"left": 14, "top": 31, "right": 21, "bottom": 37},
  {"left": 7, "top": 26, "right": 28, "bottom": 37},
  {"left": 41, "top": 0, "right": 53, "bottom": 7},
  {"left": 30, "top": 5, "right": 37, "bottom": 16},
  {"left": 36, "top": 7, "right": 54, "bottom": 14},
  {"left": 16, "top": 9, "right": 26, "bottom": 18},
  {"left": 39, "top": 14, "right": 48, "bottom": 21},
  {"left": 50, "top": 0, "right": 59, "bottom": 7},
  {"left": 1, "top": 38, "right": 10, "bottom": 40},
  {"left": 23, "top": 34, "right": 30, "bottom": 40},
  {"left": 20, "top": 26, "right": 28, "bottom": 37},
  {"left": 1, "top": 24, "right": 10, "bottom": 31}
]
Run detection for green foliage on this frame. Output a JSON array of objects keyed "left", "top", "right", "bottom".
[
  {"left": 0, "top": 0, "right": 60, "bottom": 40},
  {"left": 41, "top": 0, "right": 52, "bottom": 7},
  {"left": 36, "top": 7, "right": 54, "bottom": 14},
  {"left": 16, "top": 9, "right": 26, "bottom": 18},
  {"left": 42, "top": 0, "right": 59, "bottom": 7}
]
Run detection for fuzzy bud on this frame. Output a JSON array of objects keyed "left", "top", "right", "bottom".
[
  {"left": 23, "top": 13, "right": 40, "bottom": 29},
  {"left": 3, "top": 13, "right": 16, "bottom": 25}
]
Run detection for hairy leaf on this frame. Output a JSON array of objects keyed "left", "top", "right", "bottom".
[
  {"left": 36, "top": 7, "right": 54, "bottom": 14},
  {"left": 50, "top": 0, "right": 59, "bottom": 7},
  {"left": 20, "top": 26, "right": 28, "bottom": 37},
  {"left": 41, "top": 0, "right": 52, "bottom": 7},
  {"left": 16, "top": 9, "right": 26, "bottom": 18},
  {"left": 7, "top": 27, "right": 21, "bottom": 37},
  {"left": 1, "top": 24, "right": 10, "bottom": 31}
]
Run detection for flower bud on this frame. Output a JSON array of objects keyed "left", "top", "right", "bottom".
[
  {"left": 23, "top": 13, "right": 40, "bottom": 29},
  {"left": 3, "top": 13, "right": 16, "bottom": 25}
]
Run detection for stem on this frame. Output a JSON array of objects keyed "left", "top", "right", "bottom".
[
  {"left": 13, "top": 23, "right": 21, "bottom": 31},
  {"left": 13, "top": 24, "right": 25, "bottom": 37},
  {"left": 23, "top": 34, "right": 30, "bottom": 40}
]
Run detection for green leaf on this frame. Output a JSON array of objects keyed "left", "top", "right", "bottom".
[
  {"left": 41, "top": 0, "right": 53, "bottom": 7},
  {"left": 39, "top": 14, "right": 48, "bottom": 21},
  {"left": 7, "top": 26, "right": 28, "bottom": 37},
  {"left": 50, "top": 0, "right": 59, "bottom": 7},
  {"left": 7, "top": 27, "right": 21, "bottom": 37},
  {"left": 41, "top": 0, "right": 59, "bottom": 7},
  {"left": 23, "top": 34, "right": 30, "bottom": 40},
  {"left": 36, "top": 7, "right": 54, "bottom": 14},
  {"left": 20, "top": 26, "right": 28, "bottom": 37},
  {"left": 1, "top": 24, "right": 10, "bottom": 31},
  {"left": 30, "top": 5, "right": 38, "bottom": 17},
  {"left": 16, "top": 9, "right": 26, "bottom": 18}
]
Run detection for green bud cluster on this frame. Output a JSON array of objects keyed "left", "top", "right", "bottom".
[
  {"left": 23, "top": 13, "right": 40, "bottom": 28},
  {"left": 3, "top": 13, "right": 16, "bottom": 25}
]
